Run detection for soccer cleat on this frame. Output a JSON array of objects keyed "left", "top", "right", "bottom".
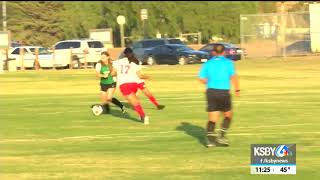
[
  {"left": 141, "top": 116, "right": 150, "bottom": 125},
  {"left": 217, "top": 129, "right": 229, "bottom": 146},
  {"left": 206, "top": 133, "right": 217, "bottom": 148},
  {"left": 217, "top": 136, "right": 229, "bottom": 146},
  {"left": 157, "top": 105, "right": 165, "bottom": 110}
]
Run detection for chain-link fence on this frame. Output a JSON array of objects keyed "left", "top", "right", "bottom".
[{"left": 240, "top": 12, "right": 320, "bottom": 58}]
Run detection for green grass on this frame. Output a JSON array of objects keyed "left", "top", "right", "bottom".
[{"left": 1, "top": 56, "right": 320, "bottom": 180}]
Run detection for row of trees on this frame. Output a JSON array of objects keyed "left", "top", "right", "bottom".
[{"left": 0, "top": 1, "right": 307, "bottom": 47}]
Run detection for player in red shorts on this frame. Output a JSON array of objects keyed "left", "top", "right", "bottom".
[
  {"left": 111, "top": 48, "right": 150, "bottom": 124},
  {"left": 135, "top": 67, "right": 165, "bottom": 110}
]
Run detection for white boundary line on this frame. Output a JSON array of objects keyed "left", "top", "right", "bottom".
[{"left": 0, "top": 123, "right": 318, "bottom": 143}]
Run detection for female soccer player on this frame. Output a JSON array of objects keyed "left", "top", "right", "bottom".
[
  {"left": 95, "top": 51, "right": 125, "bottom": 114},
  {"left": 111, "top": 48, "right": 149, "bottom": 124}
]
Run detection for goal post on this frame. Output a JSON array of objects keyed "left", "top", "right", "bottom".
[{"left": 179, "top": 32, "right": 202, "bottom": 45}]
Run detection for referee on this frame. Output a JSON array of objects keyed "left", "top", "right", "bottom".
[{"left": 198, "top": 44, "right": 240, "bottom": 148}]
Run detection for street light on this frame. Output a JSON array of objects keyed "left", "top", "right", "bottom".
[{"left": 117, "top": 15, "right": 125, "bottom": 47}]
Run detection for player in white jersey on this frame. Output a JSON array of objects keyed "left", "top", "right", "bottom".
[{"left": 111, "top": 48, "right": 149, "bottom": 124}]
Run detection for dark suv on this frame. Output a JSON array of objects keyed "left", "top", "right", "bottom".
[{"left": 118, "top": 38, "right": 184, "bottom": 62}]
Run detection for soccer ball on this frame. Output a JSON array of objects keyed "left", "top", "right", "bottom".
[{"left": 91, "top": 104, "right": 104, "bottom": 116}]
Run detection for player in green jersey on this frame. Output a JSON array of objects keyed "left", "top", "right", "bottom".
[{"left": 94, "top": 51, "right": 125, "bottom": 114}]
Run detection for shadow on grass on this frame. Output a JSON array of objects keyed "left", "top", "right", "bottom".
[
  {"left": 176, "top": 122, "right": 207, "bottom": 147},
  {"left": 119, "top": 101, "right": 158, "bottom": 110},
  {"left": 107, "top": 109, "right": 142, "bottom": 123},
  {"left": 120, "top": 102, "right": 133, "bottom": 110}
]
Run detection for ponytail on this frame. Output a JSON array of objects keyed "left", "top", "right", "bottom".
[
  {"left": 124, "top": 47, "right": 139, "bottom": 65},
  {"left": 128, "top": 56, "right": 140, "bottom": 65}
]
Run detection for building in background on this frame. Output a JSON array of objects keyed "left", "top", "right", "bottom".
[{"left": 89, "top": 29, "right": 114, "bottom": 49}]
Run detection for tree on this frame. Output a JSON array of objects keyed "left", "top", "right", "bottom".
[
  {"left": 7, "top": 1, "right": 65, "bottom": 47},
  {"left": 3, "top": 1, "right": 264, "bottom": 47}
]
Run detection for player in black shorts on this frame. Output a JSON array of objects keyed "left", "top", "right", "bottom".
[
  {"left": 94, "top": 51, "right": 125, "bottom": 114},
  {"left": 198, "top": 44, "right": 240, "bottom": 147}
]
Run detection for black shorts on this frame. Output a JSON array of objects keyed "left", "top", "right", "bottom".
[
  {"left": 206, "top": 88, "right": 232, "bottom": 112},
  {"left": 100, "top": 82, "right": 116, "bottom": 92}
]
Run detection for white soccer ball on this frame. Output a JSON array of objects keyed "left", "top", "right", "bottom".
[{"left": 92, "top": 104, "right": 104, "bottom": 116}]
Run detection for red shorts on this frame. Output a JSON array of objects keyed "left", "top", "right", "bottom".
[
  {"left": 119, "top": 83, "right": 139, "bottom": 96},
  {"left": 137, "top": 82, "right": 146, "bottom": 90}
]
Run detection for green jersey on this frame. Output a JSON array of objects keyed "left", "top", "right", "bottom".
[{"left": 96, "top": 63, "right": 115, "bottom": 85}]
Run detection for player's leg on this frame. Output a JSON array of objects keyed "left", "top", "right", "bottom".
[
  {"left": 205, "top": 89, "right": 220, "bottom": 147},
  {"left": 120, "top": 83, "right": 148, "bottom": 124},
  {"left": 108, "top": 85, "right": 126, "bottom": 113},
  {"left": 99, "top": 83, "right": 111, "bottom": 114},
  {"left": 141, "top": 86, "right": 165, "bottom": 110},
  {"left": 217, "top": 93, "right": 232, "bottom": 146},
  {"left": 101, "top": 90, "right": 110, "bottom": 114},
  {"left": 222, "top": 111, "right": 232, "bottom": 136},
  {"left": 206, "top": 111, "right": 220, "bottom": 147},
  {"left": 126, "top": 93, "right": 149, "bottom": 124},
  {"left": 217, "top": 111, "right": 232, "bottom": 146}
]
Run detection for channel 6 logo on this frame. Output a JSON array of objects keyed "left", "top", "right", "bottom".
[{"left": 275, "top": 145, "right": 292, "bottom": 157}]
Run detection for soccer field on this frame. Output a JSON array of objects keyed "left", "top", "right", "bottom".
[{"left": 1, "top": 57, "right": 320, "bottom": 180}]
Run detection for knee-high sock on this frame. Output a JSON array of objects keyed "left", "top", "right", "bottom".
[
  {"left": 133, "top": 104, "right": 145, "bottom": 118},
  {"left": 207, "top": 121, "right": 216, "bottom": 135},
  {"left": 221, "top": 117, "right": 231, "bottom": 137},
  {"left": 103, "top": 103, "right": 110, "bottom": 113},
  {"left": 147, "top": 95, "right": 159, "bottom": 107},
  {"left": 111, "top": 98, "right": 124, "bottom": 110}
]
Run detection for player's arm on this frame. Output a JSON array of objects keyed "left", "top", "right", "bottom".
[
  {"left": 110, "top": 67, "right": 117, "bottom": 77},
  {"left": 229, "top": 62, "right": 240, "bottom": 96},
  {"left": 135, "top": 63, "right": 149, "bottom": 79},
  {"left": 231, "top": 75, "right": 240, "bottom": 96},
  {"left": 199, "top": 78, "right": 207, "bottom": 84},
  {"left": 198, "top": 63, "right": 208, "bottom": 84},
  {"left": 137, "top": 70, "right": 149, "bottom": 80},
  {"left": 95, "top": 63, "right": 108, "bottom": 78}
]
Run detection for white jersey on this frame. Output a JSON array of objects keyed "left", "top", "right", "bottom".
[
  {"left": 135, "top": 64, "right": 145, "bottom": 84},
  {"left": 113, "top": 58, "right": 141, "bottom": 85}
]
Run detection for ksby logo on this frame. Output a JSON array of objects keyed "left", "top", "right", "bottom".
[
  {"left": 254, "top": 145, "right": 292, "bottom": 157},
  {"left": 275, "top": 145, "right": 292, "bottom": 157}
]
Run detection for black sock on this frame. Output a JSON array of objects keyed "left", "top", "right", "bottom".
[
  {"left": 207, "top": 121, "right": 216, "bottom": 135},
  {"left": 103, "top": 103, "right": 110, "bottom": 113},
  {"left": 221, "top": 117, "right": 231, "bottom": 137},
  {"left": 111, "top": 98, "right": 124, "bottom": 110}
]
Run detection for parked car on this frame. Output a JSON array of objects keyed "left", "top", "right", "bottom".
[
  {"left": 10, "top": 41, "right": 23, "bottom": 48},
  {"left": 143, "top": 44, "right": 209, "bottom": 65},
  {"left": 118, "top": 38, "right": 184, "bottom": 61},
  {"left": 8, "top": 46, "right": 53, "bottom": 69},
  {"left": 53, "top": 39, "right": 105, "bottom": 69},
  {"left": 166, "top": 38, "right": 184, "bottom": 45},
  {"left": 199, "top": 42, "right": 243, "bottom": 61},
  {"left": 282, "top": 41, "right": 311, "bottom": 55}
]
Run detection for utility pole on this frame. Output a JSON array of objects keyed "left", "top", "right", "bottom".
[
  {"left": 2, "top": 1, "right": 7, "bottom": 31},
  {"left": 142, "top": 20, "right": 145, "bottom": 39},
  {"left": 140, "top": 9, "right": 148, "bottom": 39},
  {"left": 117, "top": 15, "right": 126, "bottom": 48},
  {"left": 280, "top": 2, "right": 286, "bottom": 58}
]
